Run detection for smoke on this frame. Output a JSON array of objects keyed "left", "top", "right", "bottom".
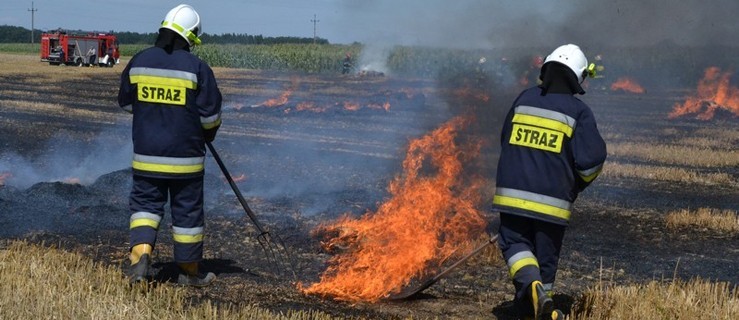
[
  {"left": 333, "top": 0, "right": 739, "bottom": 48},
  {"left": 213, "top": 109, "right": 416, "bottom": 216},
  {"left": 356, "top": 43, "right": 393, "bottom": 75},
  {"left": 0, "top": 127, "right": 131, "bottom": 189}
]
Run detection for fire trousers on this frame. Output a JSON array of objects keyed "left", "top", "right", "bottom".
[
  {"left": 129, "top": 175, "right": 205, "bottom": 263},
  {"left": 497, "top": 212, "right": 566, "bottom": 317}
]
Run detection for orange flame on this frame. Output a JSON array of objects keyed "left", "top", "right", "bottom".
[
  {"left": 300, "top": 116, "right": 487, "bottom": 302},
  {"left": 258, "top": 78, "right": 300, "bottom": 107},
  {"left": 63, "top": 177, "right": 81, "bottom": 184},
  {"left": 260, "top": 88, "right": 293, "bottom": 107},
  {"left": 343, "top": 102, "right": 361, "bottom": 111},
  {"left": 296, "top": 102, "right": 330, "bottom": 113},
  {"left": 367, "top": 102, "right": 391, "bottom": 111},
  {"left": 669, "top": 67, "right": 739, "bottom": 120},
  {"left": 0, "top": 172, "right": 11, "bottom": 186},
  {"left": 610, "top": 77, "right": 645, "bottom": 94},
  {"left": 454, "top": 87, "right": 490, "bottom": 102}
]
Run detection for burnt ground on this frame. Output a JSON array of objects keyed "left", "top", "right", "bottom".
[{"left": 0, "top": 56, "right": 737, "bottom": 319}]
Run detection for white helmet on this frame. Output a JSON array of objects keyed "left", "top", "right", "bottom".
[
  {"left": 160, "top": 4, "right": 202, "bottom": 46},
  {"left": 544, "top": 44, "right": 588, "bottom": 83}
]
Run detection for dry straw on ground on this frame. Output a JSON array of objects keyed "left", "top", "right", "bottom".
[
  {"left": 0, "top": 241, "right": 346, "bottom": 320},
  {"left": 666, "top": 207, "right": 739, "bottom": 233},
  {"left": 572, "top": 277, "right": 739, "bottom": 319},
  {"left": 602, "top": 162, "right": 735, "bottom": 186},
  {"left": 608, "top": 142, "right": 738, "bottom": 167}
]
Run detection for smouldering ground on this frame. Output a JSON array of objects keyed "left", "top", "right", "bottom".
[{"left": 0, "top": 53, "right": 737, "bottom": 319}]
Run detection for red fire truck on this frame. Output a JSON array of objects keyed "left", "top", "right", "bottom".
[{"left": 40, "top": 31, "right": 120, "bottom": 67}]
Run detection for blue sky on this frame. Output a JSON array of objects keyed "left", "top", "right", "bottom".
[{"left": 2, "top": 0, "right": 738, "bottom": 47}]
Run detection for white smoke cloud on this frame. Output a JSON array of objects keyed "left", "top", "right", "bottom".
[{"left": 0, "top": 128, "right": 131, "bottom": 189}]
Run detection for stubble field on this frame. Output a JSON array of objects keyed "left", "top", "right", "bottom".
[{"left": 0, "top": 52, "right": 737, "bottom": 319}]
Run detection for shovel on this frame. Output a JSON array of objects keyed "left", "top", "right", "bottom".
[
  {"left": 387, "top": 234, "right": 499, "bottom": 300},
  {"left": 206, "top": 141, "right": 296, "bottom": 279}
]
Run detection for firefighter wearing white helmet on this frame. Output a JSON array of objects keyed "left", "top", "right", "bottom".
[
  {"left": 118, "top": 4, "right": 221, "bottom": 287},
  {"left": 491, "top": 43, "right": 606, "bottom": 319},
  {"left": 543, "top": 44, "right": 589, "bottom": 83},
  {"left": 161, "top": 4, "right": 202, "bottom": 46}
]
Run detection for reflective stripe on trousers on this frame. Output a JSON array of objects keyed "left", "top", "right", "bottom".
[{"left": 493, "top": 187, "right": 572, "bottom": 222}]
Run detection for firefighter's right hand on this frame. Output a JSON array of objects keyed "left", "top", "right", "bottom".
[{"left": 204, "top": 127, "right": 218, "bottom": 142}]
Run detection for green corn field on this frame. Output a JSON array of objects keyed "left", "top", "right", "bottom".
[{"left": 3, "top": 42, "right": 738, "bottom": 81}]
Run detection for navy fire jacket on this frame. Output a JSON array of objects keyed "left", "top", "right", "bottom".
[
  {"left": 492, "top": 86, "right": 607, "bottom": 226},
  {"left": 118, "top": 46, "right": 222, "bottom": 178}
]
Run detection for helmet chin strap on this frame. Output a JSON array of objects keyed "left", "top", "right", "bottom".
[{"left": 162, "top": 21, "right": 201, "bottom": 46}]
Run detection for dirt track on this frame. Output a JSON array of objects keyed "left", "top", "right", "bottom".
[{"left": 0, "top": 53, "right": 737, "bottom": 319}]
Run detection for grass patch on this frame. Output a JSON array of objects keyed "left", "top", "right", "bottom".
[
  {"left": 666, "top": 208, "right": 739, "bottom": 233},
  {"left": 608, "top": 142, "right": 738, "bottom": 167},
  {"left": 602, "top": 162, "right": 735, "bottom": 186},
  {"left": 0, "top": 241, "right": 346, "bottom": 320},
  {"left": 571, "top": 277, "right": 739, "bottom": 319}
]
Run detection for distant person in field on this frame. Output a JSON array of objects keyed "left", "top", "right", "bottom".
[
  {"left": 491, "top": 44, "right": 607, "bottom": 320},
  {"left": 342, "top": 52, "right": 353, "bottom": 74},
  {"left": 87, "top": 47, "right": 96, "bottom": 66},
  {"left": 118, "top": 4, "right": 222, "bottom": 287}
]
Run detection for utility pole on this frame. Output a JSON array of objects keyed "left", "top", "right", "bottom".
[
  {"left": 28, "top": 2, "right": 38, "bottom": 44},
  {"left": 310, "top": 14, "right": 319, "bottom": 44}
]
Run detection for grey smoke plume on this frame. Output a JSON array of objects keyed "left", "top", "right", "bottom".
[
  {"left": 334, "top": 0, "right": 739, "bottom": 48},
  {"left": 0, "top": 127, "right": 131, "bottom": 189}
]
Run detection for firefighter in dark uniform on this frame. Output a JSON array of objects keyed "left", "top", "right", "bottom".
[
  {"left": 118, "top": 4, "right": 222, "bottom": 287},
  {"left": 342, "top": 52, "right": 353, "bottom": 74},
  {"left": 492, "top": 44, "right": 606, "bottom": 320}
]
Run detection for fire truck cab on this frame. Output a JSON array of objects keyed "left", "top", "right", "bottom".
[{"left": 40, "top": 31, "right": 120, "bottom": 67}]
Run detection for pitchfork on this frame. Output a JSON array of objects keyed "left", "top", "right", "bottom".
[{"left": 206, "top": 141, "right": 297, "bottom": 280}]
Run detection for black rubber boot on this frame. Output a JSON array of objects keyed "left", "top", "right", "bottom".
[
  {"left": 177, "top": 262, "right": 216, "bottom": 287},
  {"left": 129, "top": 253, "right": 150, "bottom": 284},
  {"left": 532, "top": 281, "right": 554, "bottom": 320}
]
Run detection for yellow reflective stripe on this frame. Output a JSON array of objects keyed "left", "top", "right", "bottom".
[
  {"left": 132, "top": 161, "right": 204, "bottom": 174},
  {"left": 579, "top": 169, "right": 601, "bottom": 182},
  {"left": 512, "top": 114, "right": 574, "bottom": 137},
  {"left": 173, "top": 233, "right": 204, "bottom": 244},
  {"left": 578, "top": 164, "right": 603, "bottom": 182},
  {"left": 201, "top": 114, "right": 221, "bottom": 129},
  {"left": 130, "top": 219, "right": 159, "bottom": 229},
  {"left": 162, "top": 21, "right": 201, "bottom": 45},
  {"left": 493, "top": 195, "right": 571, "bottom": 221},
  {"left": 509, "top": 257, "right": 539, "bottom": 278},
  {"left": 130, "top": 75, "right": 197, "bottom": 90},
  {"left": 202, "top": 118, "right": 221, "bottom": 129}
]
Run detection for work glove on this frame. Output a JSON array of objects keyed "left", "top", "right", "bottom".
[{"left": 203, "top": 127, "right": 219, "bottom": 142}]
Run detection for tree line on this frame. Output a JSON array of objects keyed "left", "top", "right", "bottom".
[{"left": 0, "top": 25, "right": 329, "bottom": 45}]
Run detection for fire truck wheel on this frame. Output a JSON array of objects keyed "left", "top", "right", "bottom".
[
  {"left": 106, "top": 60, "right": 114, "bottom": 68},
  {"left": 76, "top": 58, "right": 84, "bottom": 67}
]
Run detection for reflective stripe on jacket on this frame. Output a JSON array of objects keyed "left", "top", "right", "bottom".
[
  {"left": 492, "top": 86, "right": 606, "bottom": 226},
  {"left": 118, "top": 46, "right": 222, "bottom": 178}
]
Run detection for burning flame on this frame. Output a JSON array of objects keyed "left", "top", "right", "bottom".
[
  {"left": 0, "top": 172, "right": 11, "bottom": 186},
  {"left": 454, "top": 87, "right": 490, "bottom": 102},
  {"left": 669, "top": 67, "right": 739, "bottom": 120},
  {"left": 343, "top": 102, "right": 361, "bottom": 111},
  {"left": 295, "top": 102, "right": 329, "bottom": 113},
  {"left": 260, "top": 88, "right": 293, "bottom": 107},
  {"left": 62, "top": 177, "right": 81, "bottom": 184},
  {"left": 367, "top": 102, "right": 391, "bottom": 112},
  {"left": 256, "top": 77, "right": 300, "bottom": 108},
  {"left": 300, "top": 116, "right": 487, "bottom": 302},
  {"left": 610, "top": 77, "right": 645, "bottom": 94}
]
